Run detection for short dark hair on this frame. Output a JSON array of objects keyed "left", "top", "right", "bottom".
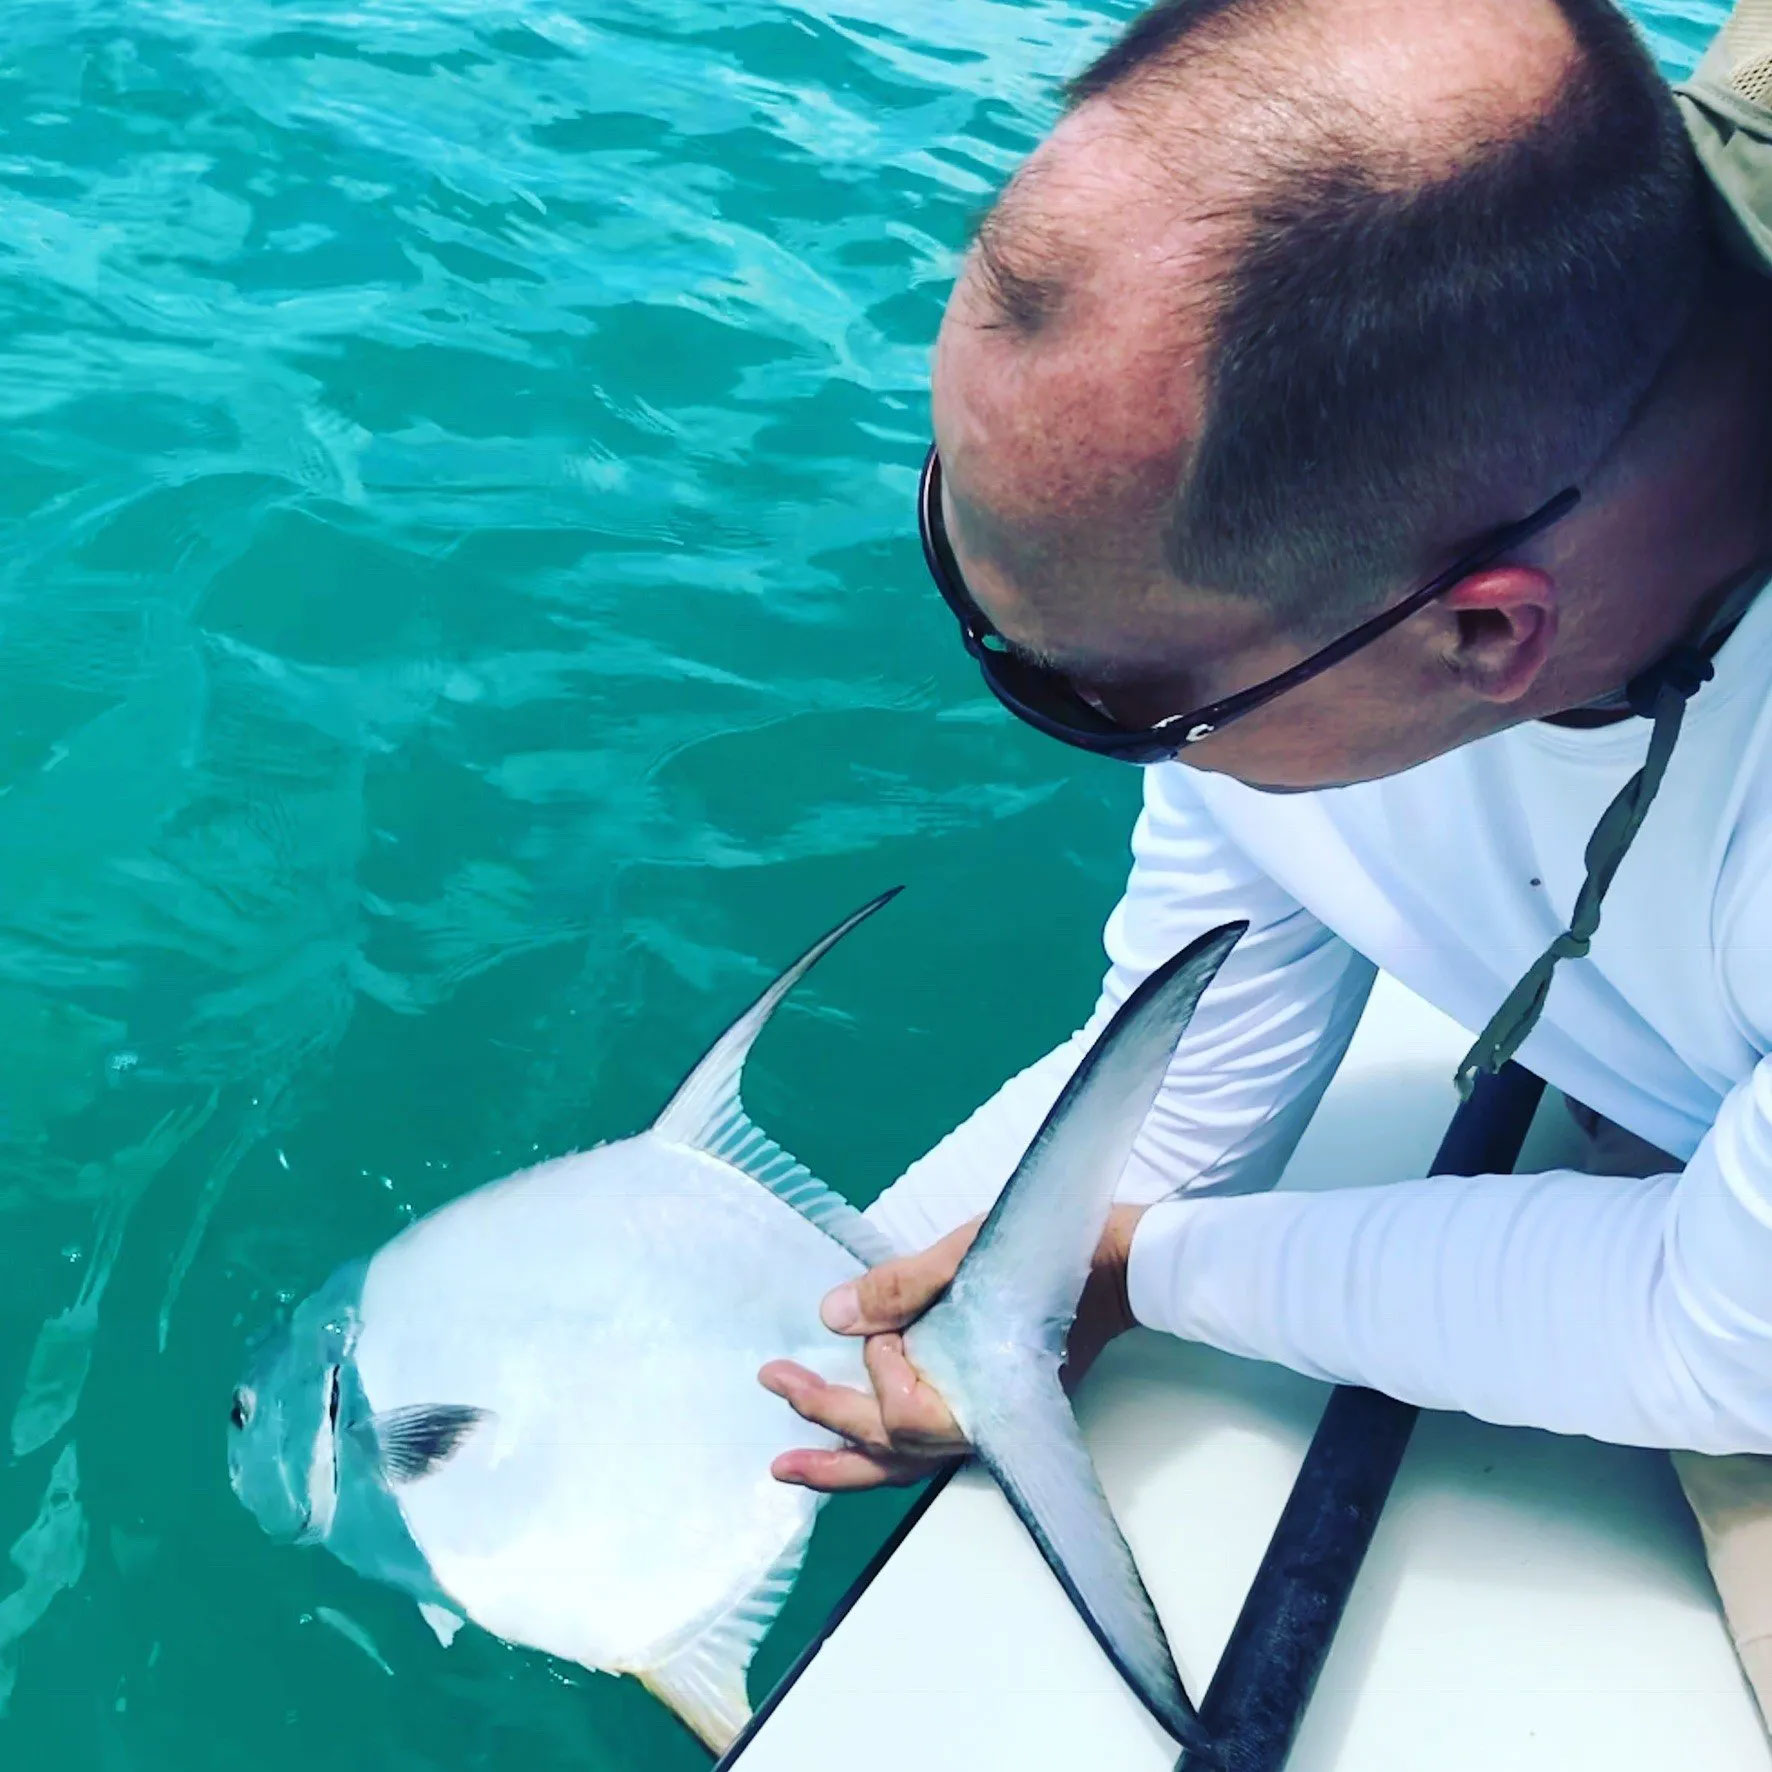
[{"left": 1052, "top": 0, "right": 1710, "bottom": 628}]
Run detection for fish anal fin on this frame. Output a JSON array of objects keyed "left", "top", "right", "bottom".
[
  {"left": 637, "top": 1514, "right": 814, "bottom": 1751},
  {"left": 360, "top": 1404, "right": 491, "bottom": 1484},
  {"left": 640, "top": 1650, "right": 750, "bottom": 1754},
  {"left": 650, "top": 894, "right": 902, "bottom": 1270}
]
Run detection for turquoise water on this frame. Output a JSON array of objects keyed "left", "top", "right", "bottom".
[{"left": 0, "top": 4, "right": 1724, "bottom": 1769}]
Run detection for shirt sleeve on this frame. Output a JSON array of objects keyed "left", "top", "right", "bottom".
[
  {"left": 864, "top": 764, "right": 1376, "bottom": 1254},
  {"left": 1126, "top": 839, "right": 1772, "bottom": 1456}
]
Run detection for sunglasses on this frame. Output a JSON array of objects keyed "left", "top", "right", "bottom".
[{"left": 918, "top": 443, "right": 1580, "bottom": 765}]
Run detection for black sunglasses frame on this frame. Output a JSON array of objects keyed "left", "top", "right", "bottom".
[{"left": 919, "top": 443, "right": 1581, "bottom": 765}]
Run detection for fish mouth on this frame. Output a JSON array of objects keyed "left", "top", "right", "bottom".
[
  {"left": 239, "top": 1495, "right": 316, "bottom": 1546},
  {"left": 228, "top": 1448, "right": 320, "bottom": 1545}
]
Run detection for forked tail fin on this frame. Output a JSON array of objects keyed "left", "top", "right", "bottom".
[{"left": 905, "top": 923, "right": 1246, "bottom": 1750}]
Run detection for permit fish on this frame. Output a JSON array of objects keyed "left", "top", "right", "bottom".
[{"left": 227, "top": 892, "right": 1243, "bottom": 1752}]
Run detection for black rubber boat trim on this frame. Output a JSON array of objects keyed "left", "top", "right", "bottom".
[
  {"left": 1174, "top": 1059, "right": 1546, "bottom": 1772},
  {"left": 717, "top": 1466, "right": 956, "bottom": 1768}
]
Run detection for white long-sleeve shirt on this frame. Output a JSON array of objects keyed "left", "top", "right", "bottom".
[{"left": 865, "top": 582, "right": 1772, "bottom": 1456}]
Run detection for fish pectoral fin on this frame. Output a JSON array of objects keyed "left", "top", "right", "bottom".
[
  {"left": 357, "top": 1404, "right": 491, "bottom": 1484},
  {"left": 910, "top": 1316, "right": 1207, "bottom": 1752},
  {"left": 638, "top": 1514, "right": 816, "bottom": 1752}
]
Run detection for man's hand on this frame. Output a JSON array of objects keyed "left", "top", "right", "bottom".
[
  {"left": 759, "top": 1204, "right": 1149, "bottom": 1492},
  {"left": 760, "top": 1219, "right": 980, "bottom": 1490}
]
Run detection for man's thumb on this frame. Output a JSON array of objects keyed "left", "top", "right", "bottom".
[{"left": 818, "top": 1220, "right": 980, "bottom": 1335}]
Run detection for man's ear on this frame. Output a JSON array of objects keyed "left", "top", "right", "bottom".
[{"left": 1440, "top": 566, "right": 1559, "bottom": 703}]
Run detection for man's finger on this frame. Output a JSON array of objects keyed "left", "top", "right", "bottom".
[
  {"left": 770, "top": 1445, "right": 935, "bottom": 1492},
  {"left": 867, "top": 1334, "right": 963, "bottom": 1450},
  {"left": 819, "top": 1217, "right": 983, "bottom": 1336},
  {"left": 758, "top": 1360, "right": 892, "bottom": 1452}
]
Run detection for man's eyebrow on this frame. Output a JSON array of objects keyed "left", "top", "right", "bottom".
[
  {"left": 1000, "top": 633, "right": 1060, "bottom": 671},
  {"left": 965, "top": 177, "right": 1068, "bottom": 334},
  {"left": 968, "top": 609, "right": 1068, "bottom": 676},
  {"left": 996, "top": 628, "right": 1103, "bottom": 682}
]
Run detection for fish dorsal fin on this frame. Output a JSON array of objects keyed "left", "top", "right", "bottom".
[
  {"left": 904, "top": 922, "right": 1246, "bottom": 1751},
  {"left": 650, "top": 892, "right": 902, "bottom": 1270},
  {"left": 639, "top": 1515, "right": 815, "bottom": 1752}
]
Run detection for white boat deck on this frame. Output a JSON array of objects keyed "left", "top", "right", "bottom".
[{"left": 735, "top": 976, "right": 1772, "bottom": 1771}]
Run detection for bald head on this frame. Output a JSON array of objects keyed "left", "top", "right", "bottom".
[{"left": 933, "top": 0, "right": 1705, "bottom": 641}]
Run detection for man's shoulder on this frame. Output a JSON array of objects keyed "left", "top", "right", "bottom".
[
  {"left": 1142, "top": 756, "right": 1409, "bottom": 884},
  {"left": 1678, "top": 2, "right": 1772, "bottom": 273}
]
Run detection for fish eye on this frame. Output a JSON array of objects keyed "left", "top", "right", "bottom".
[{"left": 230, "top": 1387, "right": 255, "bottom": 1430}]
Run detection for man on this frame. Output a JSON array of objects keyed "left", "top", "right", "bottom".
[{"left": 758, "top": 0, "right": 1772, "bottom": 1713}]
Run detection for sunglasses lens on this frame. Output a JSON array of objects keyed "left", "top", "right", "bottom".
[
  {"left": 979, "top": 650, "right": 1175, "bottom": 763},
  {"left": 921, "top": 445, "right": 1177, "bottom": 765}
]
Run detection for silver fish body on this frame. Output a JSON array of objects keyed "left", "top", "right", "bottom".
[
  {"left": 231, "top": 898, "right": 897, "bottom": 1750},
  {"left": 230, "top": 893, "right": 1244, "bottom": 1752},
  {"left": 349, "top": 1132, "right": 865, "bottom": 1682}
]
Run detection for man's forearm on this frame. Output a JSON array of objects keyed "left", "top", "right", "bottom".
[
  {"left": 865, "top": 1034, "right": 1090, "bottom": 1253},
  {"left": 1125, "top": 1141, "right": 1772, "bottom": 1455}
]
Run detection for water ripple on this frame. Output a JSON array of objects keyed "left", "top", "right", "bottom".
[{"left": 0, "top": 2, "right": 1726, "bottom": 1767}]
